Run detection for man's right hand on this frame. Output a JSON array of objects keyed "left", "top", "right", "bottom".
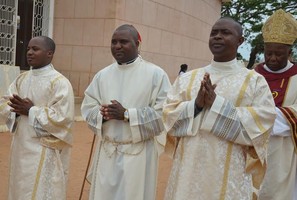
[
  {"left": 195, "top": 80, "right": 205, "bottom": 109},
  {"left": 203, "top": 73, "right": 216, "bottom": 108},
  {"left": 8, "top": 94, "right": 34, "bottom": 116},
  {"left": 100, "top": 100, "right": 126, "bottom": 121},
  {"left": 195, "top": 73, "right": 217, "bottom": 110}
]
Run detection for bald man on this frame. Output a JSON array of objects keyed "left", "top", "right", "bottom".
[{"left": 81, "top": 24, "right": 171, "bottom": 200}]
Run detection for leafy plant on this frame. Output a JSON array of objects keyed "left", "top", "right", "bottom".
[{"left": 221, "top": 0, "right": 297, "bottom": 68}]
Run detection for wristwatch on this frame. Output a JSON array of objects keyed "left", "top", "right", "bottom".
[{"left": 123, "top": 109, "right": 129, "bottom": 122}]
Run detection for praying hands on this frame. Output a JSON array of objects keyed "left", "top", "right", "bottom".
[
  {"left": 195, "top": 73, "right": 217, "bottom": 109},
  {"left": 8, "top": 94, "right": 34, "bottom": 116},
  {"left": 100, "top": 100, "right": 126, "bottom": 121}
]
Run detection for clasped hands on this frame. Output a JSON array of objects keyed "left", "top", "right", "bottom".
[
  {"left": 8, "top": 94, "right": 34, "bottom": 116},
  {"left": 100, "top": 100, "right": 126, "bottom": 121},
  {"left": 99, "top": 74, "right": 216, "bottom": 121},
  {"left": 195, "top": 73, "right": 217, "bottom": 109}
]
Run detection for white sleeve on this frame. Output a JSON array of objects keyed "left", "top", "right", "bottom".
[{"left": 271, "top": 107, "right": 291, "bottom": 137}]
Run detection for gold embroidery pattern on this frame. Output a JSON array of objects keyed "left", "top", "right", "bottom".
[
  {"left": 0, "top": 100, "right": 9, "bottom": 111},
  {"left": 163, "top": 69, "right": 198, "bottom": 123},
  {"left": 31, "top": 146, "right": 46, "bottom": 200},
  {"left": 177, "top": 70, "right": 199, "bottom": 161},
  {"left": 220, "top": 70, "right": 254, "bottom": 200},
  {"left": 45, "top": 108, "right": 70, "bottom": 132},
  {"left": 247, "top": 107, "right": 266, "bottom": 133},
  {"left": 40, "top": 136, "right": 68, "bottom": 150},
  {"left": 186, "top": 69, "right": 198, "bottom": 100},
  {"left": 280, "top": 78, "right": 285, "bottom": 88},
  {"left": 272, "top": 91, "right": 279, "bottom": 99},
  {"left": 50, "top": 75, "right": 64, "bottom": 91},
  {"left": 16, "top": 71, "right": 29, "bottom": 93},
  {"left": 220, "top": 142, "right": 233, "bottom": 200},
  {"left": 262, "top": 9, "right": 297, "bottom": 45}
]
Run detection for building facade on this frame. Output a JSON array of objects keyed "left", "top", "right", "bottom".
[{"left": 1, "top": 0, "right": 224, "bottom": 96}]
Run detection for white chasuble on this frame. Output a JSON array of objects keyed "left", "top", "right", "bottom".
[
  {"left": 163, "top": 59, "right": 276, "bottom": 200},
  {"left": 259, "top": 68, "right": 297, "bottom": 200},
  {"left": 0, "top": 65, "right": 74, "bottom": 200},
  {"left": 81, "top": 56, "right": 171, "bottom": 200}
]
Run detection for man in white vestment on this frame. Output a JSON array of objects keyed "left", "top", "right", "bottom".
[
  {"left": 0, "top": 36, "right": 75, "bottom": 200},
  {"left": 81, "top": 24, "right": 171, "bottom": 200},
  {"left": 255, "top": 9, "right": 297, "bottom": 200},
  {"left": 162, "top": 17, "right": 276, "bottom": 200}
]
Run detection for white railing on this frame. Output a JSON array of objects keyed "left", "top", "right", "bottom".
[
  {"left": 32, "top": 0, "right": 51, "bottom": 37},
  {"left": 0, "top": 0, "right": 54, "bottom": 66},
  {"left": 0, "top": 0, "right": 18, "bottom": 66}
]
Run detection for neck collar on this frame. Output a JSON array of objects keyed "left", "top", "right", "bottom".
[
  {"left": 30, "top": 64, "right": 53, "bottom": 75},
  {"left": 209, "top": 58, "right": 243, "bottom": 72},
  {"left": 264, "top": 61, "right": 293, "bottom": 74},
  {"left": 118, "top": 56, "right": 138, "bottom": 65}
]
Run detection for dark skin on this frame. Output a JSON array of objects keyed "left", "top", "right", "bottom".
[
  {"left": 195, "top": 73, "right": 217, "bottom": 109},
  {"left": 101, "top": 25, "right": 139, "bottom": 121},
  {"left": 264, "top": 42, "right": 292, "bottom": 71},
  {"left": 209, "top": 18, "right": 244, "bottom": 62},
  {"left": 100, "top": 100, "right": 126, "bottom": 121},
  {"left": 111, "top": 28, "right": 139, "bottom": 64},
  {"left": 195, "top": 18, "right": 243, "bottom": 109},
  {"left": 8, "top": 95, "right": 33, "bottom": 116},
  {"left": 8, "top": 36, "right": 54, "bottom": 116}
]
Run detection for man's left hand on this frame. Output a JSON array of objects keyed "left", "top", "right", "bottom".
[{"left": 101, "top": 100, "right": 126, "bottom": 121}]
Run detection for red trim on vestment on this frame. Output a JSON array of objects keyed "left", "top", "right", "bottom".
[
  {"left": 279, "top": 107, "right": 297, "bottom": 152},
  {"left": 255, "top": 63, "right": 297, "bottom": 106}
]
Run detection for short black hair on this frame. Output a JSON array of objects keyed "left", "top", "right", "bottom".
[
  {"left": 38, "top": 36, "right": 56, "bottom": 53},
  {"left": 219, "top": 16, "right": 243, "bottom": 36},
  {"left": 115, "top": 24, "right": 139, "bottom": 42},
  {"left": 180, "top": 64, "right": 188, "bottom": 71}
]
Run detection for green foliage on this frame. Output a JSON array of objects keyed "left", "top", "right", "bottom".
[{"left": 221, "top": 0, "right": 297, "bottom": 67}]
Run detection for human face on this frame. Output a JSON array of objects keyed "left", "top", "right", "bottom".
[
  {"left": 209, "top": 19, "right": 243, "bottom": 62},
  {"left": 111, "top": 29, "right": 139, "bottom": 64},
  {"left": 27, "top": 37, "right": 53, "bottom": 69},
  {"left": 264, "top": 43, "right": 291, "bottom": 71}
]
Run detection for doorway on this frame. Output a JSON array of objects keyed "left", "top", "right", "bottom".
[{"left": 16, "top": 0, "right": 34, "bottom": 70}]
